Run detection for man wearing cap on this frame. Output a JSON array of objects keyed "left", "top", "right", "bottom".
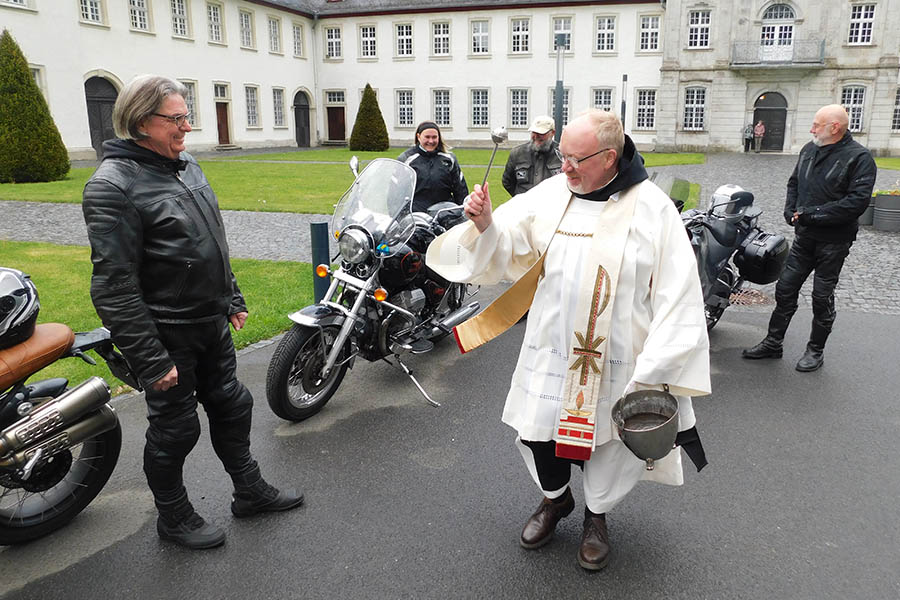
[{"left": 502, "top": 116, "right": 563, "bottom": 197}]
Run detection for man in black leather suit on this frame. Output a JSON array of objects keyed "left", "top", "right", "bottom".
[
  {"left": 82, "top": 75, "right": 302, "bottom": 549},
  {"left": 743, "top": 104, "right": 876, "bottom": 372}
]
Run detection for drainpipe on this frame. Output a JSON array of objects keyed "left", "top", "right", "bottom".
[{"left": 311, "top": 13, "right": 321, "bottom": 145}]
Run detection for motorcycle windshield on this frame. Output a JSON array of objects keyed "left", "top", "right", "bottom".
[{"left": 331, "top": 158, "right": 417, "bottom": 258}]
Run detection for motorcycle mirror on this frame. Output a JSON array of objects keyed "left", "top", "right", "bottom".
[{"left": 349, "top": 156, "right": 360, "bottom": 178}]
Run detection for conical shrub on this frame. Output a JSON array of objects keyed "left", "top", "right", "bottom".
[
  {"left": 0, "top": 29, "right": 70, "bottom": 183},
  {"left": 348, "top": 83, "right": 389, "bottom": 151}
]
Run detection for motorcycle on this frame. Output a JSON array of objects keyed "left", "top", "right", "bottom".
[
  {"left": 0, "top": 317, "right": 139, "bottom": 544},
  {"left": 680, "top": 184, "right": 789, "bottom": 330},
  {"left": 266, "top": 157, "right": 481, "bottom": 422}
]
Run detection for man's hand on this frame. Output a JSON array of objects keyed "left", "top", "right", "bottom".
[
  {"left": 151, "top": 366, "right": 178, "bottom": 392},
  {"left": 464, "top": 182, "right": 493, "bottom": 233},
  {"left": 230, "top": 311, "right": 248, "bottom": 331}
]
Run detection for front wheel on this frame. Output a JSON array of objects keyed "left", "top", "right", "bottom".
[
  {"left": 0, "top": 423, "right": 121, "bottom": 545},
  {"left": 266, "top": 324, "right": 349, "bottom": 422}
]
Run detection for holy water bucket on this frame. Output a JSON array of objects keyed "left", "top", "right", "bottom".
[{"left": 611, "top": 388, "right": 679, "bottom": 471}]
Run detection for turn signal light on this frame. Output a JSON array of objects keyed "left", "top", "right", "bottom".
[
  {"left": 315, "top": 264, "right": 330, "bottom": 278},
  {"left": 373, "top": 288, "right": 388, "bottom": 302}
]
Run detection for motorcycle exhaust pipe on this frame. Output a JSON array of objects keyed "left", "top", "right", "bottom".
[
  {"left": 0, "top": 376, "right": 111, "bottom": 457},
  {"left": 427, "top": 301, "right": 481, "bottom": 338},
  {"left": 0, "top": 405, "right": 117, "bottom": 469}
]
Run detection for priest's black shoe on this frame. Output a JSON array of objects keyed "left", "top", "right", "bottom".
[
  {"left": 231, "top": 479, "right": 304, "bottom": 518},
  {"left": 157, "top": 511, "right": 226, "bottom": 549},
  {"left": 741, "top": 337, "right": 783, "bottom": 359},
  {"left": 520, "top": 487, "right": 574, "bottom": 549},
  {"left": 795, "top": 345, "right": 824, "bottom": 372},
  {"left": 577, "top": 508, "right": 610, "bottom": 571}
]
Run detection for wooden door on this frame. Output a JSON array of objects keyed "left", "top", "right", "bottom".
[
  {"left": 327, "top": 106, "right": 345, "bottom": 141},
  {"left": 84, "top": 77, "right": 118, "bottom": 158},
  {"left": 216, "top": 103, "right": 230, "bottom": 145},
  {"left": 293, "top": 91, "right": 310, "bottom": 147}
]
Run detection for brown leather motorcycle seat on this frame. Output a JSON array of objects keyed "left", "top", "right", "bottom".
[{"left": 0, "top": 323, "right": 75, "bottom": 391}]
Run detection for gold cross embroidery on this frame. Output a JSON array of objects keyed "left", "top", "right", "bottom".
[{"left": 569, "top": 266, "right": 611, "bottom": 386}]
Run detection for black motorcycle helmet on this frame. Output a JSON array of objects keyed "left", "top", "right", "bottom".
[{"left": 0, "top": 267, "right": 40, "bottom": 350}]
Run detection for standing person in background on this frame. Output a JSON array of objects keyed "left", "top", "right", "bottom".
[
  {"left": 398, "top": 121, "right": 468, "bottom": 213},
  {"left": 743, "top": 123, "right": 754, "bottom": 152},
  {"left": 502, "top": 115, "right": 562, "bottom": 197},
  {"left": 82, "top": 75, "right": 303, "bottom": 550},
  {"left": 743, "top": 104, "right": 876, "bottom": 372},
  {"left": 753, "top": 120, "right": 766, "bottom": 153}
]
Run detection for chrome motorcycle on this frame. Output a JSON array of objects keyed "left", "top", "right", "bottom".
[
  {"left": 0, "top": 323, "right": 139, "bottom": 544},
  {"left": 265, "top": 157, "right": 480, "bottom": 422},
  {"left": 680, "top": 184, "right": 788, "bottom": 330}
]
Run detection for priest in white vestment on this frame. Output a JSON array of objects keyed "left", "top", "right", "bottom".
[{"left": 426, "top": 110, "right": 711, "bottom": 571}]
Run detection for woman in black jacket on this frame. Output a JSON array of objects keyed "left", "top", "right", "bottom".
[{"left": 397, "top": 121, "right": 469, "bottom": 213}]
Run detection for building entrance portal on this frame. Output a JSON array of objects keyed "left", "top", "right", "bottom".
[
  {"left": 753, "top": 92, "right": 787, "bottom": 152},
  {"left": 84, "top": 77, "right": 118, "bottom": 159}
]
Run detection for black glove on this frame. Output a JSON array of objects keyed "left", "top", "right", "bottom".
[{"left": 795, "top": 209, "right": 816, "bottom": 226}]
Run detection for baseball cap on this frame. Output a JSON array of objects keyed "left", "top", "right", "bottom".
[{"left": 528, "top": 116, "right": 555, "bottom": 135}]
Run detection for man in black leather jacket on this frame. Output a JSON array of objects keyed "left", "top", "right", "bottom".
[
  {"left": 501, "top": 115, "right": 562, "bottom": 197},
  {"left": 743, "top": 104, "right": 876, "bottom": 372},
  {"left": 82, "top": 75, "right": 302, "bottom": 549}
]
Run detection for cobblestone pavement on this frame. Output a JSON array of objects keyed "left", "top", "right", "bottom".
[{"left": 2, "top": 152, "right": 898, "bottom": 315}]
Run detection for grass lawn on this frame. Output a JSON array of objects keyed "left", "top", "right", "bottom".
[
  {"left": 1, "top": 240, "right": 313, "bottom": 393},
  {"left": 874, "top": 157, "right": 900, "bottom": 172}
]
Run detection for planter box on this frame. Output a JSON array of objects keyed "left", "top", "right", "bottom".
[{"left": 873, "top": 193, "right": 900, "bottom": 232}]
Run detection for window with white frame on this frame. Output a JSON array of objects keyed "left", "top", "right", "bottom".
[
  {"left": 29, "top": 65, "right": 47, "bottom": 98},
  {"left": 171, "top": 0, "right": 190, "bottom": 37},
  {"left": 635, "top": 89, "right": 656, "bottom": 130},
  {"left": 273, "top": 88, "right": 285, "bottom": 127},
  {"left": 683, "top": 87, "right": 706, "bottom": 131},
  {"left": 180, "top": 80, "right": 199, "bottom": 127},
  {"left": 325, "top": 27, "right": 342, "bottom": 58},
  {"left": 395, "top": 23, "right": 413, "bottom": 56},
  {"left": 325, "top": 90, "right": 345, "bottom": 105},
  {"left": 207, "top": 3, "right": 223, "bottom": 43},
  {"left": 239, "top": 10, "right": 254, "bottom": 48},
  {"left": 687, "top": 10, "right": 710, "bottom": 48},
  {"left": 892, "top": 89, "right": 900, "bottom": 132},
  {"left": 245, "top": 85, "right": 260, "bottom": 127},
  {"left": 510, "top": 18, "right": 530, "bottom": 54},
  {"left": 214, "top": 83, "right": 229, "bottom": 100},
  {"left": 129, "top": 0, "right": 150, "bottom": 31},
  {"left": 471, "top": 88, "right": 489, "bottom": 127},
  {"left": 848, "top": 4, "right": 875, "bottom": 45},
  {"left": 268, "top": 17, "right": 281, "bottom": 53},
  {"left": 472, "top": 20, "right": 489, "bottom": 54},
  {"left": 396, "top": 89, "right": 414, "bottom": 127},
  {"left": 592, "top": 88, "right": 613, "bottom": 112},
  {"left": 595, "top": 16, "right": 615, "bottom": 52},
  {"left": 360, "top": 25, "right": 376, "bottom": 57},
  {"left": 2, "top": 0, "right": 28, "bottom": 6},
  {"left": 292, "top": 23, "right": 304, "bottom": 56},
  {"left": 80, "top": 0, "right": 104, "bottom": 24},
  {"left": 433, "top": 89, "right": 451, "bottom": 126},
  {"left": 841, "top": 85, "right": 865, "bottom": 132},
  {"left": 760, "top": 4, "right": 794, "bottom": 49},
  {"left": 552, "top": 17, "right": 572, "bottom": 51},
  {"left": 432, "top": 22, "right": 450, "bottom": 56},
  {"left": 510, "top": 88, "right": 529, "bottom": 127},
  {"left": 550, "top": 88, "right": 570, "bottom": 126},
  {"left": 640, "top": 15, "right": 660, "bottom": 51}
]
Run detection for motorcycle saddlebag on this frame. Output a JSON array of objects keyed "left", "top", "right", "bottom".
[{"left": 734, "top": 229, "right": 789, "bottom": 284}]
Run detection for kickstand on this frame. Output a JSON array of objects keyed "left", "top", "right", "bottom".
[{"left": 388, "top": 354, "right": 440, "bottom": 407}]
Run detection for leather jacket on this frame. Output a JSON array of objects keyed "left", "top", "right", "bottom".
[
  {"left": 502, "top": 140, "right": 562, "bottom": 197},
  {"left": 397, "top": 146, "right": 468, "bottom": 213},
  {"left": 83, "top": 139, "right": 246, "bottom": 386},
  {"left": 786, "top": 132, "right": 877, "bottom": 243}
]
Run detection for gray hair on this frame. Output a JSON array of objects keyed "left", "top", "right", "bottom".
[
  {"left": 112, "top": 75, "right": 187, "bottom": 140},
  {"left": 581, "top": 109, "right": 625, "bottom": 158}
]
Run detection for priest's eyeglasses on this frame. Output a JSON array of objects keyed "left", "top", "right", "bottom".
[
  {"left": 153, "top": 112, "right": 192, "bottom": 127},
  {"left": 555, "top": 147, "right": 613, "bottom": 169}
]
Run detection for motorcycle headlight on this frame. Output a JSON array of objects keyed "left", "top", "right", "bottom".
[{"left": 338, "top": 228, "right": 372, "bottom": 264}]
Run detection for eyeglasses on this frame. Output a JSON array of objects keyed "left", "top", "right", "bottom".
[
  {"left": 554, "top": 147, "right": 613, "bottom": 168},
  {"left": 153, "top": 112, "right": 191, "bottom": 127}
]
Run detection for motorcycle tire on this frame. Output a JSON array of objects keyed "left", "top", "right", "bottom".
[
  {"left": 0, "top": 423, "right": 121, "bottom": 545},
  {"left": 266, "top": 324, "right": 349, "bottom": 422}
]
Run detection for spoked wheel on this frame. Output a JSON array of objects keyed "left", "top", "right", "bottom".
[
  {"left": 0, "top": 424, "right": 121, "bottom": 545},
  {"left": 266, "top": 324, "right": 349, "bottom": 422}
]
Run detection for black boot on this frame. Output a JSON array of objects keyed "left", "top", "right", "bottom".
[
  {"left": 156, "top": 492, "right": 225, "bottom": 549},
  {"left": 742, "top": 336, "right": 783, "bottom": 359},
  {"left": 796, "top": 320, "right": 829, "bottom": 372},
  {"left": 231, "top": 473, "right": 304, "bottom": 518}
]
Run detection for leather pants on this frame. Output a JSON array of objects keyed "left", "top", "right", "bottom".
[
  {"left": 767, "top": 235, "right": 852, "bottom": 348},
  {"left": 143, "top": 316, "right": 260, "bottom": 519}
]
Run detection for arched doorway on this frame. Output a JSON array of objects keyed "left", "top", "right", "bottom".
[
  {"left": 293, "top": 91, "right": 310, "bottom": 147},
  {"left": 84, "top": 77, "right": 118, "bottom": 159},
  {"left": 753, "top": 92, "right": 787, "bottom": 152}
]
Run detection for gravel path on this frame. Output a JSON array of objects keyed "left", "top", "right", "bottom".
[{"left": 2, "top": 152, "right": 898, "bottom": 315}]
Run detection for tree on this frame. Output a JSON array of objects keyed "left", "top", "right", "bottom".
[
  {"left": 348, "top": 83, "right": 389, "bottom": 151},
  {"left": 0, "top": 29, "right": 70, "bottom": 183}
]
